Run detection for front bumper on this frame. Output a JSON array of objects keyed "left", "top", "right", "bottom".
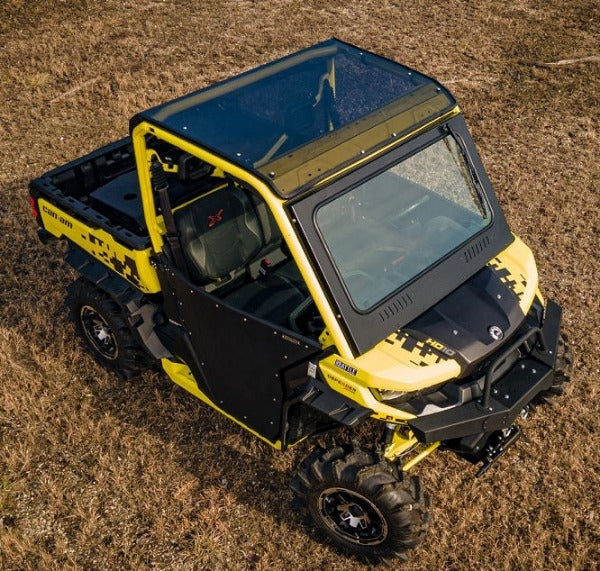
[{"left": 408, "top": 299, "right": 562, "bottom": 444}]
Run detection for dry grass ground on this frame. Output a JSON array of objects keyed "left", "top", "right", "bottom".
[{"left": 0, "top": 1, "right": 598, "bottom": 569}]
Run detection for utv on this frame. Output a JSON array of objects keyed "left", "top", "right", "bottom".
[{"left": 29, "top": 39, "right": 571, "bottom": 560}]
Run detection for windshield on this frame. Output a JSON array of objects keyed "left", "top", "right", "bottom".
[{"left": 315, "top": 136, "right": 491, "bottom": 311}]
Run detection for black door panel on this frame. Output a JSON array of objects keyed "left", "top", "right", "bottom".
[{"left": 157, "top": 261, "right": 321, "bottom": 442}]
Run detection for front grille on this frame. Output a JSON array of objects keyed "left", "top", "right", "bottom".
[
  {"left": 378, "top": 293, "right": 413, "bottom": 322},
  {"left": 463, "top": 235, "right": 491, "bottom": 263}
]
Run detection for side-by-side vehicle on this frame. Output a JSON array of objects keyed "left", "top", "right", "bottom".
[{"left": 29, "top": 39, "right": 571, "bottom": 560}]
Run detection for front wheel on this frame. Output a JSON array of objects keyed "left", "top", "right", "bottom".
[
  {"left": 66, "top": 278, "right": 151, "bottom": 379},
  {"left": 292, "top": 445, "right": 429, "bottom": 561},
  {"left": 534, "top": 333, "right": 573, "bottom": 404}
]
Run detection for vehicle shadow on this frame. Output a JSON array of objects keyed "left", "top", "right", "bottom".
[
  {"left": 0, "top": 207, "right": 313, "bottom": 537},
  {"left": 84, "top": 366, "right": 314, "bottom": 530}
]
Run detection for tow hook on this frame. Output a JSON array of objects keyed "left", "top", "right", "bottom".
[{"left": 476, "top": 425, "right": 522, "bottom": 477}]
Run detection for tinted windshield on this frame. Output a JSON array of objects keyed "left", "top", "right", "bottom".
[{"left": 315, "top": 136, "right": 491, "bottom": 310}]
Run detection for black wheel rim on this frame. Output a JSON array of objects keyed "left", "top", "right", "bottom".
[
  {"left": 80, "top": 305, "right": 118, "bottom": 360},
  {"left": 318, "top": 487, "right": 388, "bottom": 546}
]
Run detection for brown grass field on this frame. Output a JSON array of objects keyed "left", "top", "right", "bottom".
[{"left": 0, "top": 1, "right": 599, "bottom": 569}]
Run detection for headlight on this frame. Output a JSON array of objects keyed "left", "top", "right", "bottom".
[
  {"left": 371, "top": 380, "right": 449, "bottom": 405},
  {"left": 370, "top": 388, "right": 410, "bottom": 403}
]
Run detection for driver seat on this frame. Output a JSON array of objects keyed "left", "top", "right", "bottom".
[{"left": 175, "top": 185, "right": 309, "bottom": 330}]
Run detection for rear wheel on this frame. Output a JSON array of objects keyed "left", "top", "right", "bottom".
[
  {"left": 292, "top": 444, "right": 429, "bottom": 561},
  {"left": 66, "top": 278, "right": 150, "bottom": 379}
]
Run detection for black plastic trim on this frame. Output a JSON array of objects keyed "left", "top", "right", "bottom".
[
  {"left": 66, "top": 246, "right": 144, "bottom": 305},
  {"left": 29, "top": 137, "right": 151, "bottom": 251},
  {"left": 300, "top": 377, "right": 372, "bottom": 427},
  {"left": 408, "top": 300, "right": 562, "bottom": 443}
]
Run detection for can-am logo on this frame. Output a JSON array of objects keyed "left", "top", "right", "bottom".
[
  {"left": 42, "top": 205, "right": 73, "bottom": 229},
  {"left": 488, "top": 325, "right": 504, "bottom": 341}
]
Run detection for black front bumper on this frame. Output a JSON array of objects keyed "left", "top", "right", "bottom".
[{"left": 408, "top": 299, "right": 562, "bottom": 444}]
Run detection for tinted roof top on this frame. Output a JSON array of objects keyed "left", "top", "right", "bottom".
[{"left": 139, "top": 39, "right": 456, "bottom": 195}]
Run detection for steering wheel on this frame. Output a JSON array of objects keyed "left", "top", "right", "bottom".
[
  {"left": 288, "top": 297, "right": 323, "bottom": 336},
  {"left": 372, "top": 245, "right": 410, "bottom": 276}
]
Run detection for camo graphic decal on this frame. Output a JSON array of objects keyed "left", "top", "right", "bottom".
[
  {"left": 488, "top": 257, "right": 527, "bottom": 301},
  {"left": 387, "top": 331, "right": 448, "bottom": 367},
  {"left": 87, "top": 233, "right": 141, "bottom": 287},
  {"left": 38, "top": 198, "right": 160, "bottom": 293}
]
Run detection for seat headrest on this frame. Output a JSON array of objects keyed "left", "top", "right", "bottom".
[{"left": 175, "top": 185, "right": 264, "bottom": 283}]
